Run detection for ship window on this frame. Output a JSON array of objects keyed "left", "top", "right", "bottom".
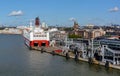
[
  {"left": 41, "top": 42, "right": 46, "bottom": 46},
  {"left": 35, "top": 35, "right": 37, "bottom": 37},
  {"left": 34, "top": 42, "right": 39, "bottom": 47}
]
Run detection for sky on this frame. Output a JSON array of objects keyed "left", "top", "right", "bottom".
[{"left": 0, "top": 0, "right": 120, "bottom": 26}]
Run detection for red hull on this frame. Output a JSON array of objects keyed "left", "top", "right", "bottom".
[{"left": 24, "top": 36, "right": 49, "bottom": 49}]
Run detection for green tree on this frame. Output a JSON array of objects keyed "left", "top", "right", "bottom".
[{"left": 68, "top": 34, "right": 82, "bottom": 38}]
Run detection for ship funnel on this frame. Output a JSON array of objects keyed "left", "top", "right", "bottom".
[{"left": 35, "top": 17, "right": 40, "bottom": 27}]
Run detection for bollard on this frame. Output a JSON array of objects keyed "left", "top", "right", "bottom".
[
  {"left": 105, "top": 61, "right": 109, "bottom": 68},
  {"left": 51, "top": 51, "right": 55, "bottom": 56},
  {"left": 75, "top": 54, "right": 79, "bottom": 61},
  {"left": 66, "top": 52, "right": 70, "bottom": 60},
  {"left": 41, "top": 48, "right": 44, "bottom": 53},
  {"left": 88, "top": 57, "right": 93, "bottom": 64}
]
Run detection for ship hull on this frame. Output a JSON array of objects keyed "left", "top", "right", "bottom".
[{"left": 23, "top": 36, "right": 49, "bottom": 50}]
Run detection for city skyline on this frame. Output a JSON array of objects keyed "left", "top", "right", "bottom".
[{"left": 0, "top": 0, "right": 120, "bottom": 26}]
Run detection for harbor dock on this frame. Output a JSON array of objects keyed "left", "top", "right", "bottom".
[{"left": 32, "top": 46, "right": 120, "bottom": 70}]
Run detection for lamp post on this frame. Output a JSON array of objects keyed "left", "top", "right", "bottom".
[{"left": 91, "top": 38, "right": 94, "bottom": 58}]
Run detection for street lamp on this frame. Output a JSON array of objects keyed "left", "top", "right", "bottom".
[{"left": 91, "top": 38, "right": 94, "bottom": 58}]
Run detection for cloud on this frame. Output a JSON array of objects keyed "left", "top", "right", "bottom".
[
  {"left": 69, "top": 17, "right": 76, "bottom": 21},
  {"left": 109, "top": 6, "right": 119, "bottom": 12},
  {"left": 8, "top": 10, "right": 23, "bottom": 16}
]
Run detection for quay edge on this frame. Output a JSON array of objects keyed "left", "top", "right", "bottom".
[{"left": 33, "top": 47, "right": 120, "bottom": 70}]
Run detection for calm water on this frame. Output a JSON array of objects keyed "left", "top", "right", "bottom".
[{"left": 0, "top": 34, "right": 119, "bottom": 76}]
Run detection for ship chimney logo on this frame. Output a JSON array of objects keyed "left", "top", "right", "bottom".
[{"left": 35, "top": 17, "right": 40, "bottom": 27}]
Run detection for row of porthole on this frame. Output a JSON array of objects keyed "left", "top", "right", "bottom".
[{"left": 34, "top": 35, "right": 47, "bottom": 37}]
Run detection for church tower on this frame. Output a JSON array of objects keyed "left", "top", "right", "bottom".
[{"left": 73, "top": 21, "right": 79, "bottom": 31}]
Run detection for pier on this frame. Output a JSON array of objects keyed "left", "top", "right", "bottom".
[{"left": 32, "top": 46, "right": 120, "bottom": 70}]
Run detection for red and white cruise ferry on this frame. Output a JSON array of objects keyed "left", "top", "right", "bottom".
[{"left": 23, "top": 17, "right": 49, "bottom": 49}]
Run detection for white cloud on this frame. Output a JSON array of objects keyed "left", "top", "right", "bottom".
[
  {"left": 8, "top": 10, "right": 23, "bottom": 16},
  {"left": 109, "top": 6, "right": 119, "bottom": 12},
  {"left": 69, "top": 17, "right": 76, "bottom": 21}
]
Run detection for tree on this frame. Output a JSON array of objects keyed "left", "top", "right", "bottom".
[{"left": 68, "top": 34, "right": 82, "bottom": 38}]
